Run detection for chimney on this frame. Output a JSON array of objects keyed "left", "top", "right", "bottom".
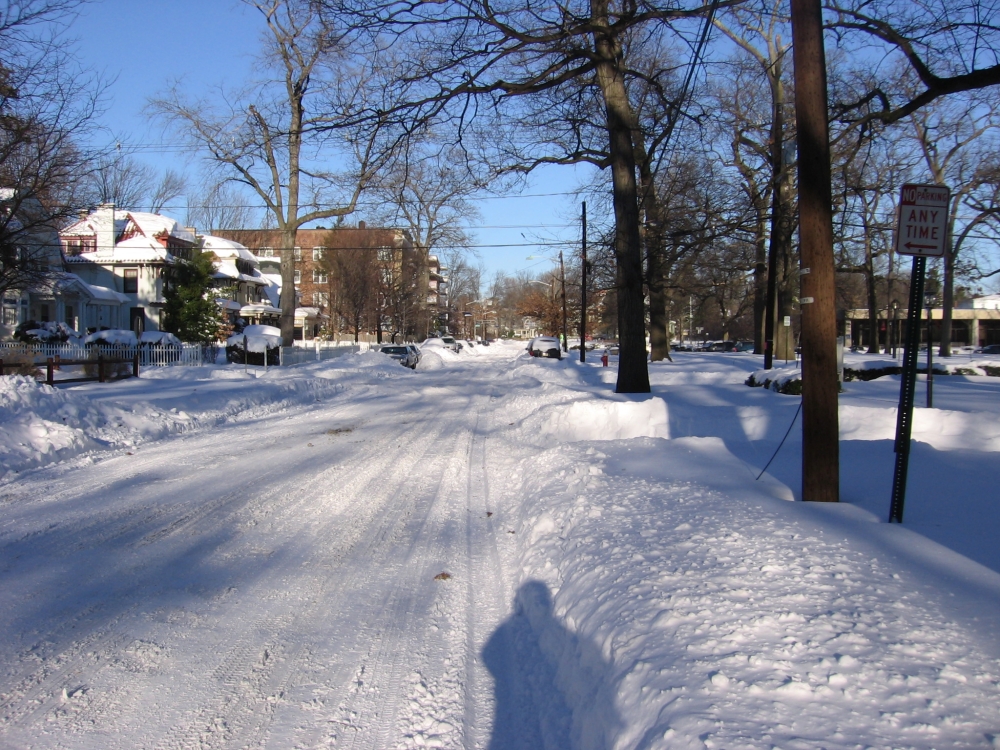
[
  {"left": 94, "top": 203, "right": 117, "bottom": 259},
  {"left": 358, "top": 220, "right": 366, "bottom": 230}
]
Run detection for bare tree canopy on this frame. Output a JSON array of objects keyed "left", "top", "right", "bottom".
[
  {"left": 1, "top": 0, "right": 106, "bottom": 297},
  {"left": 186, "top": 182, "right": 258, "bottom": 231},
  {"left": 321, "top": 0, "right": 734, "bottom": 392},
  {"left": 827, "top": 0, "right": 1000, "bottom": 125},
  {"left": 150, "top": 0, "right": 414, "bottom": 345}
]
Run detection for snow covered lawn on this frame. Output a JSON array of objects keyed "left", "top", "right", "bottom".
[{"left": 1, "top": 344, "right": 998, "bottom": 749}]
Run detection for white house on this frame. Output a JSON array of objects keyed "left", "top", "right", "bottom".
[
  {"left": 61, "top": 204, "right": 198, "bottom": 334},
  {"left": 1, "top": 191, "right": 134, "bottom": 337}
]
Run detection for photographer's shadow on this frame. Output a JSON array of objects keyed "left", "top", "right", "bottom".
[{"left": 482, "top": 580, "right": 621, "bottom": 750}]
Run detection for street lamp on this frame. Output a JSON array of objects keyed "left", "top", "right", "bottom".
[
  {"left": 890, "top": 299, "right": 899, "bottom": 358},
  {"left": 924, "top": 276, "right": 940, "bottom": 408}
]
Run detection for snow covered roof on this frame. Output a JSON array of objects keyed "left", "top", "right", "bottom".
[
  {"left": 61, "top": 205, "right": 195, "bottom": 254},
  {"left": 201, "top": 235, "right": 258, "bottom": 264},
  {"left": 129, "top": 212, "right": 196, "bottom": 243},
  {"left": 240, "top": 304, "right": 282, "bottom": 315},
  {"left": 957, "top": 294, "right": 1000, "bottom": 310},
  {"left": 212, "top": 260, "right": 265, "bottom": 284},
  {"left": 54, "top": 273, "right": 131, "bottom": 304}
]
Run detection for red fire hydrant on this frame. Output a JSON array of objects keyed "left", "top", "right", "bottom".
[{"left": 601, "top": 351, "right": 609, "bottom": 367}]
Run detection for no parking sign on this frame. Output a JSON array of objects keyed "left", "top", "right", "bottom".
[{"left": 895, "top": 184, "right": 950, "bottom": 257}]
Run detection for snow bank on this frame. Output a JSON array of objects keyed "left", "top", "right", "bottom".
[
  {"left": 0, "top": 352, "right": 408, "bottom": 477},
  {"left": 495, "top": 434, "right": 1000, "bottom": 749},
  {"left": 532, "top": 397, "right": 670, "bottom": 442}
]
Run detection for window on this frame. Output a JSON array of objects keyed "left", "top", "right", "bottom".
[
  {"left": 377, "top": 246, "right": 393, "bottom": 262},
  {"left": 259, "top": 247, "right": 274, "bottom": 257},
  {"left": 293, "top": 246, "right": 302, "bottom": 260},
  {"left": 312, "top": 246, "right": 325, "bottom": 261},
  {"left": 313, "top": 269, "right": 328, "bottom": 284},
  {"left": 123, "top": 268, "right": 139, "bottom": 294},
  {"left": 293, "top": 269, "right": 301, "bottom": 284},
  {"left": 313, "top": 292, "right": 329, "bottom": 307}
]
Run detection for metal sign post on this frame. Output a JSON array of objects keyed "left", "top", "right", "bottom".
[{"left": 889, "top": 184, "right": 949, "bottom": 523}]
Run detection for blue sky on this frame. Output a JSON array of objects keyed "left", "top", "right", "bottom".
[{"left": 68, "top": 0, "right": 595, "bottom": 283}]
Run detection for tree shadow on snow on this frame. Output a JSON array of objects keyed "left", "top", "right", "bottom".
[{"left": 483, "top": 580, "right": 621, "bottom": 750}]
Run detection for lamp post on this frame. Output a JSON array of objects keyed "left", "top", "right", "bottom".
[
  {"left": 891, "top": 299, "right": 899, "bottom": 358},
  {"left": 924, "top": 277, "right": 939, "bottom": 408}
]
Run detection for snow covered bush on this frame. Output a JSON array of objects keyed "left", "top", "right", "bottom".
[
  {"left": 226, "top": 325, "right": 281, "bottom": 366},
  {"left": 745, "top": 368, "right": 802, "bottom": 394},
  {"left": 12, "top": 320, "right": 78, "bottom": 344},
  {"left": 0, "top": 349, "right": 40, "bottom": 378}
]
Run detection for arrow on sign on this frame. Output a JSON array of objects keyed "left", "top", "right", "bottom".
[{"left": 904, "top": 242, "right": 939, "bottom": 250}]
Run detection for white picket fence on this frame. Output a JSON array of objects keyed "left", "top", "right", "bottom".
[
  {"left": 1, "top": 339, "right": 376, "bottom": 369},
  {"left": 0, "top": 342, "right": 207, "bottom": 367},
  {"left": 279, "top": 341, "right": 369, "bottom": 366}
]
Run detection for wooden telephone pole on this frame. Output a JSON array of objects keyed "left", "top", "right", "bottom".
[{"left": 791, "top": 0, "right": 839, "bottom": 502}]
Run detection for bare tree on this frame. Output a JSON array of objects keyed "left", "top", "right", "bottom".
[
  {"left": 87, "top": 154, "right": 155, "bottom": 210},
  {"left": 827, "top": 0, "right": 1000, "bottom": 126},
  {"left": 712, "top": 0, "right": 798, "bottom": 362},
  {"left": 186, "top": 182, "right": 257, "bottom": 231},
  {"left": 151, "top": 0, "right": 411, "bottom": 346},
  {"left": 148, "top": 169, "right": 186, "bottom": 214},
  {"left": 1, "top": 0, "right": 105, "bottom": 299},
  {"left": 324, "top": 0, "right": 736, "bottom": 392},
  {"left": 903, "top": 93, "right": 998, "bottom": 355},
  {"left": 369, "top": 143, "right": 482, "bottom": 337}
]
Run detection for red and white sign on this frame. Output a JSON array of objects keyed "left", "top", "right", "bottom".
[{"left": 895, "top": 183, "right": 950, "bottom": 257}]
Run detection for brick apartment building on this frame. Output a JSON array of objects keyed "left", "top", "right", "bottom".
[{"left": 213, "top": 224, "right": 446, "bottom": 339}]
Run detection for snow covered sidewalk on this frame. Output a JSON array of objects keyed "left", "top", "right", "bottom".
[{"left": 0, "top": 344, "right": 998, "bottom": 749}]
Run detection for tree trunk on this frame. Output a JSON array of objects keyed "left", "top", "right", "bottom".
[
  {"left": 592, "top": 3, "right": 650, "bottom": 393},
  {"left": 754, "top": 221, "right": 768, "bottom": 353},
  {"left": 940, "top": 214, "right": 956, "bottom": 356},
  {"left": 865, "top": 231, "right": 880, "bottom": 354},
  {"left": 279, "top": 226, "right": 298, "bottom": 346}
]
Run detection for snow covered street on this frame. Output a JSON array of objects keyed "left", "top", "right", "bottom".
[{"left": 2, "top": 343, "right": 1000, "bottom": 749}]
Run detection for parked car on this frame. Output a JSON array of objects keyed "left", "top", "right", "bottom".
[
  {"left": 406, "top": 344, "right": 422, "bottom": 367},
  {"left": 980, "top": 344, "right": 1000, "bottom": 355},
  {"left": 377, "top": 344, "right": 417, "bottom": 369},
  {"left": 705, "top": 340, "right": 737, "bottom": 352},
  {"left": 438, "top": 336, "right": 461, "bottom": 352},
  {"left": 528, "top": 336, "right": 562, "bottom": 359}
]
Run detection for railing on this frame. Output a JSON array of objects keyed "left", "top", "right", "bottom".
[
  {"left": 280, "top": 342, "right": 367, "bottom": 366},
  {"left": 0, "top": 342, "right": 207, "bottom": 367}
]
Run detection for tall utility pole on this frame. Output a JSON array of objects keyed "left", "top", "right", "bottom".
[
  {"left": 791, "top": 0, "right": 839, "bottom": 502},
  {"left": 559, "top": 250, "right": 569, "bottom": 352},
  {"left": 581, "top": 202, "right": 588, "bottom": 363}
]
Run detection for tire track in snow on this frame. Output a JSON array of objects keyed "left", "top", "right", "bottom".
[
  {"left": 148, "top": 404, "right": 460, "bottom": 750},
  {"left": 0, "top": 401, "right": 425, "bottom": 745}
]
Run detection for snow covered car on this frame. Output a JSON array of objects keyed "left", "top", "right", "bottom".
[
  {"left": 406, "top": 344, "right": 422, "bottom": 367},
  {"left": 528, "top": 336, "right": 562, "bottom": 359},
  {"left": 421, "top": 337, "right": 460, "bottom": 354},
  {"left": 377, "top": 344, "right": 417, "bottom": 369}
]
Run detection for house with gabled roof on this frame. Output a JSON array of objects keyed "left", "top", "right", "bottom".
[{"left": 60, "top": 203, "right": 198, "bottom": 334}]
